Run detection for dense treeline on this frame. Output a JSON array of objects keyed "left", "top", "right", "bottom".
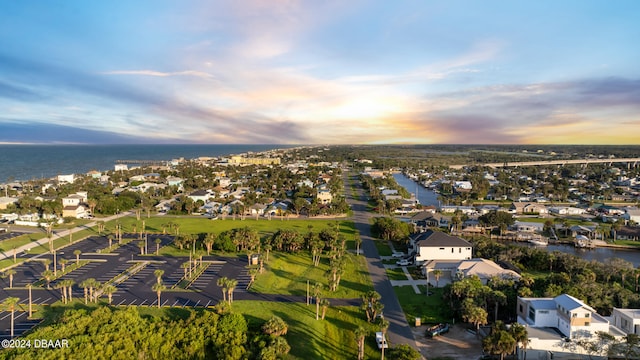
[
  {"left": 470, "top": 237, "right": 640, "bottom": 316},
  {"left": 0, "top": 306, "right": 289, "bottom": 360}
]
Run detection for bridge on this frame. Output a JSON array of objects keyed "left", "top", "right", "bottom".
[{"left": 449, "top": 157, "right": 640, "bottom": 170}]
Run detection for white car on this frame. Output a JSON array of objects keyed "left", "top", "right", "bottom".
[
  {"left": 396, "top": 259, "right": 411, "bottom": 266},
  {"left": 391, "top": 251, "right": 405, "bottom": 258},
  {"left": 375, "top": 332, "right": 388, "bottom": 349}
]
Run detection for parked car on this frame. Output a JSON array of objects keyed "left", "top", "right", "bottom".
[
  {"left": 392, "top": 251, "right": 405, "bottom": 258},
  {"left": 426, "top": 323, "right": 449, "bottom": 338},
  {"left": 375, "top": 332, "right": 388, "bottom": 349},
  {"left": 396, "top": 259, "right": 411, "bottom": 266}
]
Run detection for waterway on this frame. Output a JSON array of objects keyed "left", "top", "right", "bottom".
[
  {"left": 392, "top": 173, "right": 640, "bottom": 266},
  {"left": 392, "top": 173, "right": 439, "bottom": 207}
]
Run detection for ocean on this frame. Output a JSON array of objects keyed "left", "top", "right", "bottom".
[{"left": 0, "top": 144, "right": 292, "bottom": 182}]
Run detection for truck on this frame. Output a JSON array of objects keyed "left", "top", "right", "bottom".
[{"left": 426, "top": 323, "right": 449, "bottom": 338}]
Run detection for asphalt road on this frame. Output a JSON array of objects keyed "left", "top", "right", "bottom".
[{"left": 343, "top": 173, "right": 419, "bottom": 351}]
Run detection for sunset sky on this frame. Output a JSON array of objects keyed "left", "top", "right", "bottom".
[{"left": 1, "top": 1, "right": 639, "bottom": 144}]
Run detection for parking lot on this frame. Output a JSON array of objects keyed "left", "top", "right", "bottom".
[{"left": 0, "top": 233, "right": 256, "bottom": 337}]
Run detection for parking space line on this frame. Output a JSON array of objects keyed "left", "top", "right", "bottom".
[{"left": 128, "top": 300, "right": 136, "bottom": 306}]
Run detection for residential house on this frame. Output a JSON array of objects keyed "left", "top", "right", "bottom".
[
  {"left": 548, "top": 206, "right": 586, "bottom": 216},
  {"left": 411, "top": 230, "right": 473, "bottom": 263},
  {"left": 517, "top": 294, "right": 619, "bottom": 339},
  {"left": 86, "top": 170, "right": 102, "bottom": 179},
  {"left": 317, "top": 189, "right": 333, "bottom": 204},
  {"left": 616, "top": 226, "right": 640, "bottom": 241},
  {"left": 61, "top": 192, "right": 89, "bottom": 219},
  {"left": 166, "top": 176, "right": 184, "bottom": 187},
  {"left": 440, "top": 206, "right": 475, "bottom": 215},
  {"left": 512, "top": 221, "right": 545, "bottom": 233},
  {"left": 114, "top": 164, "right": 128, "bottom": 171},
  {"left": 57, "top": 174, "right": 75, "bottom": 184},
  {"left": 510, "top": 202, "right": 549, "bottom": 215},
  {"left": 422, "top": 258, "right": 520, "bottom": 287},
  {"left": 515, "top": 294, "right": 628, "bottom": 359},
  {"left": 0, "top": 197, "right": 18, "bottom": 210},
  {"left": 624, "top": 208, "right": 640, "bottom": 223},
  {"left": 410, "top": 212, "right": 447, "bottom": 229},
  {"left": 611, "top": 308, "right": 640, "bottom": 335},
  {"left": 188, "top": 190, "right": 212, "bottom": 203}
]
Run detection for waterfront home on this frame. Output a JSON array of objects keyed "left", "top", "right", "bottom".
[
  {"left": 422, "top": 258, "right": 520, "bottom": 287},
  {"left": 411, "top": 230, "right": 472, "bottom": 264},
  {"left": 57, "top": 174, "right": 75, "bottom": 184},
  {"left": 616, "top": 226, "right": 640, "bottom": 241},
  {"left": 624, "top": 208, "right": 640, "bottom": 223},
  {"left": 511, "top": 221, "right": 545, "bottom": 233},
  {"left": 548, "top": 206, "right": 586, "bottom": 216},
  {"left": 510, "top": 202, "right": 549, "bottom": 215}
]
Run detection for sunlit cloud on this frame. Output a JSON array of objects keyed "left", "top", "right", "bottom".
[{"left": 103, "top": 70, "right": 216, "bottom": 79}]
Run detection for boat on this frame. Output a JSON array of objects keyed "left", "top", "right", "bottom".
[
  {"left": 426, "top": 323, "right": 450, "bottom": 338},
  {"left": 528, "top": 238, "right": 548, "bottom": 246},
  {"left": 575, "top": 235, "right": 595, "bottom": 248}
]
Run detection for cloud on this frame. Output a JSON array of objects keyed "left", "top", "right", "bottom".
[
  {"left": 103, "top": 70, "right": 216, "bottom": 79},
  {"left": 0, "top": 80, "right": 46, "bottom": 102},
  {"left": 0, "top": 119, "right": 172, "bottom": 144}
]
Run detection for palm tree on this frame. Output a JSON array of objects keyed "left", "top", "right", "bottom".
[
  {"left": 155, "top": 238, "right": 162, "bottom": 255},
  {"left": 204, "top": 233, "right": 216, "bottom": 255},
  {"left": 4, "top": 269, "right": 17, "bottom": 288},
  {"left": 2, "top": 297, "right": 20, "bottom": 338},
  {"left": 42, "top": 270, "right": 54, "bottom": 290},
  {"left": 227, "top": 278, "right": 238, "bottom": 304},
  {"left": 103, "top": 284, "right": 117, "bottom": 304},
  {"left": 354, "top": 326, "right": 367, "bottom": 360},
  {"left": 80, "top": 279, "right": 91, "bottom": 304},
  {"left": 379, "top": 319, "right": 390, "bottom": 360},
  {"left": 55, "top": 281, "right": 66, "bottom": 303},
  {"left": 433, "top": 269, "right": 443, "bottom": 287},
  {"left": 217, "top": 276, "right": 229, "bottom": 302},
  {"left": 320, "top": 298, "right": 330, "bottom": 320},
  {"left": 154, "top": 269, "right": 164, "bottom": 284},
  {"left": 108, "top": 235, "right": 114, "bottom": 249},
  {"left": 42, "top": 259, "right": 51, "bottom": 272},
  {"left": 27, "top": 284, "right": 33, "bottom": 318},
  {"left": 247, "top": 267, "right": 259, "bottom": 289},
  {"left": 262, "top": 315, "right": 288, "bottom": 336},
  {"left": 74, "top": 250, "right": 81, "bottom": 265},
  {"left": 152, "top": 282, "right": 166, "bottom": 308},
  {"left": 313, "top": 282, "right": 323, "bottom": 320},
  {"left": 509, "top": 322, "right": 529, "bottom": 360},
  {"left": 64, "top": 279, "right": 75, "bottom": 303},
  {"left": 59, "top": 259, "right": 68, "bottom": 273}
]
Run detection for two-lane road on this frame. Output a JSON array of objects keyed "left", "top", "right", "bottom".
[{"left": 344, "top": 172, "right": 419, "bottom": 351}]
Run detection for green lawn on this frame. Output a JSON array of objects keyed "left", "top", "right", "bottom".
[
  {"left": 394, "top": 286, "right": 451, "bottom": 324},
  {"left": 232, "top": 301, "right": 381, "bottom": 360},
  {"left": 374, "top": 240, "right": 393, "bottom": 256},
  {"left": 612, "top": 240, "right": 640, "bottom": 247},
  {"left": 250, "top": 251, "right": 372, "bottom": 299},
  {"left": 110, "top": 217, "right": 356, "bottom": 239},
  {"left": 386, "top": 266, "right": 408, "bottom": 281}
]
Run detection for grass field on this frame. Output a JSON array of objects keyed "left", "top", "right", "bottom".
[
  {"left": 233, "top": 301, "right": 381, "bottom": 360},
  {"left": 111, "top": 216, "right": 356, "bottom": 238},
  {"left": 394, "top": 286, "right": 451, "bottom": 324},
  {"left": 374, "top": 239, "right": 393, "bottom": 256},
  {"left": 250, "top": 251, "right": 372, "bottom": 299},
  {"left": 385, "top": 266, "right": 408, "bottom": 281}
]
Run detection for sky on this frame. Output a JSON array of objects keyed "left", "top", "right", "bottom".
[{"left": 1, "top": 1, "right": 639, "bottom": 145}]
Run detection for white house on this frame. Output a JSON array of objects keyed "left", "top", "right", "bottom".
[
  {"left": 317, "top": 189, "right": 333, "bottom": 204},
  {"left": 512, "top": 221, "right": 545, "bottom": 233},
  {"left": 114, "top": 164, "right": 128, "bottom": 171},
  {"left": 62, "top": 192, "right": 88, "bottom": 207},
  {"left": 411, "top": 230, "right": 473, "bottom": 263},
  {"left": 611, "top": 308, "right": 640, "bottom": 335},
  {"left": 57, "top": 174, "right": 75, "bottom": 184},
  {"left": 188, "top": 190, "right": 212, "bottom": 203},
  {"left": 548, "top": 206, "right": 586, "bottom": 216},
  {"left": 516, "top": 294, "right": 625, "bottom": 359}
]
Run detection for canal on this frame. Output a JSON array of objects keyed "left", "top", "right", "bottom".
[
  {"left": 392, "top": 173, "right": 439, "bottom": 207},
  {"left": 392, "top": 172, "right": 640, "bottom": 266}
]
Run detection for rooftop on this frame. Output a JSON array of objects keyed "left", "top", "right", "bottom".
[{"left": 413, "top": 230, "right": 472, "bottom": 248}]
